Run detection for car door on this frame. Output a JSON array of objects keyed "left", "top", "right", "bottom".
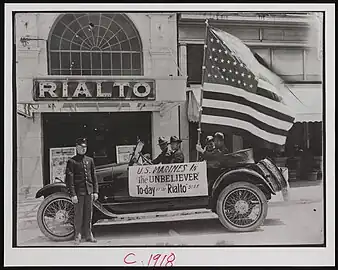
[{"left": 100, "top": 163, "right": 208, "bottom": 214}]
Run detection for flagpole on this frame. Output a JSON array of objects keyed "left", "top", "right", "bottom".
[{"left": 196, "top": 19, "right": 209, "bottom": 161}]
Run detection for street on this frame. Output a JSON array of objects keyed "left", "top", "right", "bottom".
[{"left": 17, "top": 182, "right": 324, "bottom": 246}]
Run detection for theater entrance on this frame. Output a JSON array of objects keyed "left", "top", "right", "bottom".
[{"left": 42, "top": 112, "right": 152, "bottom": 185}]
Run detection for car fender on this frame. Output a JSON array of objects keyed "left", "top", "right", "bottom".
[
  {"left": 211, "top": 168, "right": 276, "bottom": 199},
  {"left": 35, "top": 183, "right": 115, "bottom": 219},
  {"left": 35, "top": 182, "right": 69, "bottom": 199}
]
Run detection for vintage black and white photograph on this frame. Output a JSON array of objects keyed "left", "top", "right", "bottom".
[{"left": 4, "top": 3, "right": 335, "bottom": 267}]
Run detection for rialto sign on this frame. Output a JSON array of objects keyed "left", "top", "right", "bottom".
[{"left": 33, "top": 79, "right": 155, "bottom": 101}]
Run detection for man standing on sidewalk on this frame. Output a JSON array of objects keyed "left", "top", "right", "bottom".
[{"left": 65, "top": 138, "right": 98, "bottom": 245}]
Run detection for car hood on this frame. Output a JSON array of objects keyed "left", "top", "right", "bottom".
[{"left": 96, "top": 162, "right": 128, "bottom": 170}]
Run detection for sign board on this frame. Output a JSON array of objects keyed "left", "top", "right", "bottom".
[
  {"left": 128, "top": 162, "right": 208, "bottom": 197},
  {"left": 49, "top": 147, "right": 76, "bottom": 183},
  {"left": 33, "top": 79, "right": 156, "bottom": 101},
  {"left": 116, "top": 145, "right": 136, "bottom": 164}
]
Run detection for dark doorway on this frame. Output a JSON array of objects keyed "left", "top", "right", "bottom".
[{"left": 42, "top": 112, "right": 152, "bottom": 185}]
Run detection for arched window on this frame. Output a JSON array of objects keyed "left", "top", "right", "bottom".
[{"left": 48, "top": 13, "right": 143, "bottom": 76}]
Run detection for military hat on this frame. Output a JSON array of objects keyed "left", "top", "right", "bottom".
[
  {"left": 76, "top": 138, "right": 87, "bottom": 147},
  {"left": 205, "top": 135, "right": 214, "bottom": 143},
  {"left": 214, "top": 132, "right": 225, "bottom": 140},
  {"left": 158, "top": 136, "right": 168, "bottom": 146},
  {"left": 170, "top": 136, "right": 182, "bottom": 143}
]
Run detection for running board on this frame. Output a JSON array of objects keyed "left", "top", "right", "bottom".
[{"left": 93, "top": 201, "right": 119, "bottom": 218}]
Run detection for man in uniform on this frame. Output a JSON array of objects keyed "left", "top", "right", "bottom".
[
  {"left": 169, "top": 136, "right": 185, "bottom": 163},
  {"left": 152, "top": 137, "right": 172, "bottom": 164},
  {"left": 198, "top": 136, "right": 216, "bottom": 162},
  {"left": 65, "top": 138, "right": 98, "bottom": 245},
  {"left": 196, "top": 132, "right": 229, "bottom": 167}
]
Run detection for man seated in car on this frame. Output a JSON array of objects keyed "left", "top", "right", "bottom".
[
  {"left": 169, "top": 136, "right": 185, "bottom": 163},
  {"left": 152, "top": 137, "right": 172, "bottom": 164},
  {"left": 198, "top": 136, "right": 216, "bottom": 163},
  {"left": 196, "top": 132, "right": 229, "bottom": 168}
]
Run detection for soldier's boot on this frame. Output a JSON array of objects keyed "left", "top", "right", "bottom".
[
  {"left": 74, "top": 233, "right": 81, "bottom": 245},
  {"left": 86, "top": 232, "right": 97, "bottom": 243}
]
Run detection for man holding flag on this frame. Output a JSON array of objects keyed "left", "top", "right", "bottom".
[{"left": 196, "top": 21, "right": 295, "bottom": 161}]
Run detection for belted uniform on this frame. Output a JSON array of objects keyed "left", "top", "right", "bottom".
[
  {"left": 65, "top": 154, "right": 98, "bottom": 239},
  {"left": 169, "top": 148, "right": 185, "bottom": 163},
  {"left": 202, "top": 146, "right": 229, "bottom": 168},
  {"left": 152, "top": 148, "right": 172, "bottom": 164}
]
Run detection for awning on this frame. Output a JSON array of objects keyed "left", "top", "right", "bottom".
[
  {"left": 186, "top": 84, "right": 323, "bottom": 123},
  {"left": 284, "top": 84, "right": 323, "bottom": 123}
]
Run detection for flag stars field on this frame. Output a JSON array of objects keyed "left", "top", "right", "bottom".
[{"left": 201, "top": 25, "right": 295, "bottom": 146}]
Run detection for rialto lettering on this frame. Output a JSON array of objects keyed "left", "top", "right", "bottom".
[{"left": 34, "top": 79, "right": 155, "bottom": 101}]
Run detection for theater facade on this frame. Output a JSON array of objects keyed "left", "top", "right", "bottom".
[{"left": 16, "top": 13, "right": 188, "bottom": 193}]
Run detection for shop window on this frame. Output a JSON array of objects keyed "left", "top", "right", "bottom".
[
  {"left": 305, "top": 48, "right": 322, "bottom": 82},
  {"left": 271, "top": 48, "right": 304, "bottom": 81},
  {"left": 48, "top": 13, "right": 143, "bottom": 76}
]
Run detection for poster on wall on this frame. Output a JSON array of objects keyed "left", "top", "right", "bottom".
[
  {"left": 116, "top": 145, "right": 136, "bottom": 163},
  {"left": 49, "top": 147, "right": 76, "bottom": 183},
  {"left": 128, "top": 162, "right": 208, "bottom": 197}
]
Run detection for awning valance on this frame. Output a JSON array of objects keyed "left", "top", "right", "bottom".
[{"left": 187, "top": 88, "right": 200, "bottom": 122}]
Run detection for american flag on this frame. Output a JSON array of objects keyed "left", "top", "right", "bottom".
[{"left": 201, "top": 26, "right": 295, "bottom": 146}]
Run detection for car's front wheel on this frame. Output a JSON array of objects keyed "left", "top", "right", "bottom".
[
  {"left": 216, "top": 181, "right": 268, "bottom": 232},
  {"left": 37, "top": 192, "right": 75, "bottom": 241}
]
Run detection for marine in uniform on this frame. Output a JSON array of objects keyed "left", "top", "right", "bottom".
[
  {"left": 169, "top": 136, "right": 185, "bottom": 163},
  {"left": 196, "top": 132, "right": 229, "bottom": 168},
  {"left": 65, "top": 138, "right": 98, "bottom": 245},
  {"left": 152, "top": 137, "right": 172, "bottom": 164}
]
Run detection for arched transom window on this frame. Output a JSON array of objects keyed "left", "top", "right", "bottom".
[{"left": 48, "top": 13, "right": 143, "bottom": 76}]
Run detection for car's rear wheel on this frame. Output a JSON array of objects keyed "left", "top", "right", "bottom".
[
  {"left": 216, "top": 181, "right": 268, "bottom": 232},
  {"left": 37, "top": 192, "right": 75, "bottom": 241}
]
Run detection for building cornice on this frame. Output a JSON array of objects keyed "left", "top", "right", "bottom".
[{"left": 178, "top": 13, "right": 312, "bottom": 28}]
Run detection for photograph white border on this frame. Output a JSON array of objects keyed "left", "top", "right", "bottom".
[{"left": 4, "top": 3, "right": 335, "bottom": 267}]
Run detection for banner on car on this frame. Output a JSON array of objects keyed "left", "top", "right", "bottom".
[{"left": 128, "top": 162, "right": 208, "bottom": 197}]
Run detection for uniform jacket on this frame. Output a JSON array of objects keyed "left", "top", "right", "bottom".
[
  {"left": 202, "top": 146, "right": 229, "bottom": 168},
  {"left": 65, "top": 154, "right": 98, "bottom": 197},
  {"left": 152, "top": 148, "right": 172, "bottom": 164},
  {"left": 169, "top": 149, "right": 185, "bottom": 163}
]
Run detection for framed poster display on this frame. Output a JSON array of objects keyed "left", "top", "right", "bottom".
[
  {"left": 49, "top": 147, "right": 76, "bottom": 183},
  {"left": 116, "top": 145, "right": 136, "bottom": 163}
]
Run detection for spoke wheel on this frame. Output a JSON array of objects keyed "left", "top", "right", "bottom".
[
  {"left": 216, "top": 182, "right": 268, "bottom": 232},
  {"left": 37, "top": 192, "right": 75, "bottom": 241}
]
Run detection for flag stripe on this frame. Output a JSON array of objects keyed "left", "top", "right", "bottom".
[
  {"left": 201, "top": 114, "right": 287, "bottom": 145},
  {"left": 203, "top": 83, "right": 294, "bottom": 121},
  {"left": 201, "top": 122, "right": 283, "bottom": 149},
  {"left": 202, "top": 99, "right": 293, "bottom": 131},
  {"left": 202, "top": 107, "right": 288, "bottom": 136},
  {"left": 202, "top": 87, "right": 294, "bottom": 123}
]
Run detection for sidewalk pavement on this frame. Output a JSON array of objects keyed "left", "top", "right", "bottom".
[{"left": 16, "top": 180, "right": 323, "bottom": 230}]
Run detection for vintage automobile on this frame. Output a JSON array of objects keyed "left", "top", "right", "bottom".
[{"left": 35, "top": 140, "right": 288, "bottom": 241}]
